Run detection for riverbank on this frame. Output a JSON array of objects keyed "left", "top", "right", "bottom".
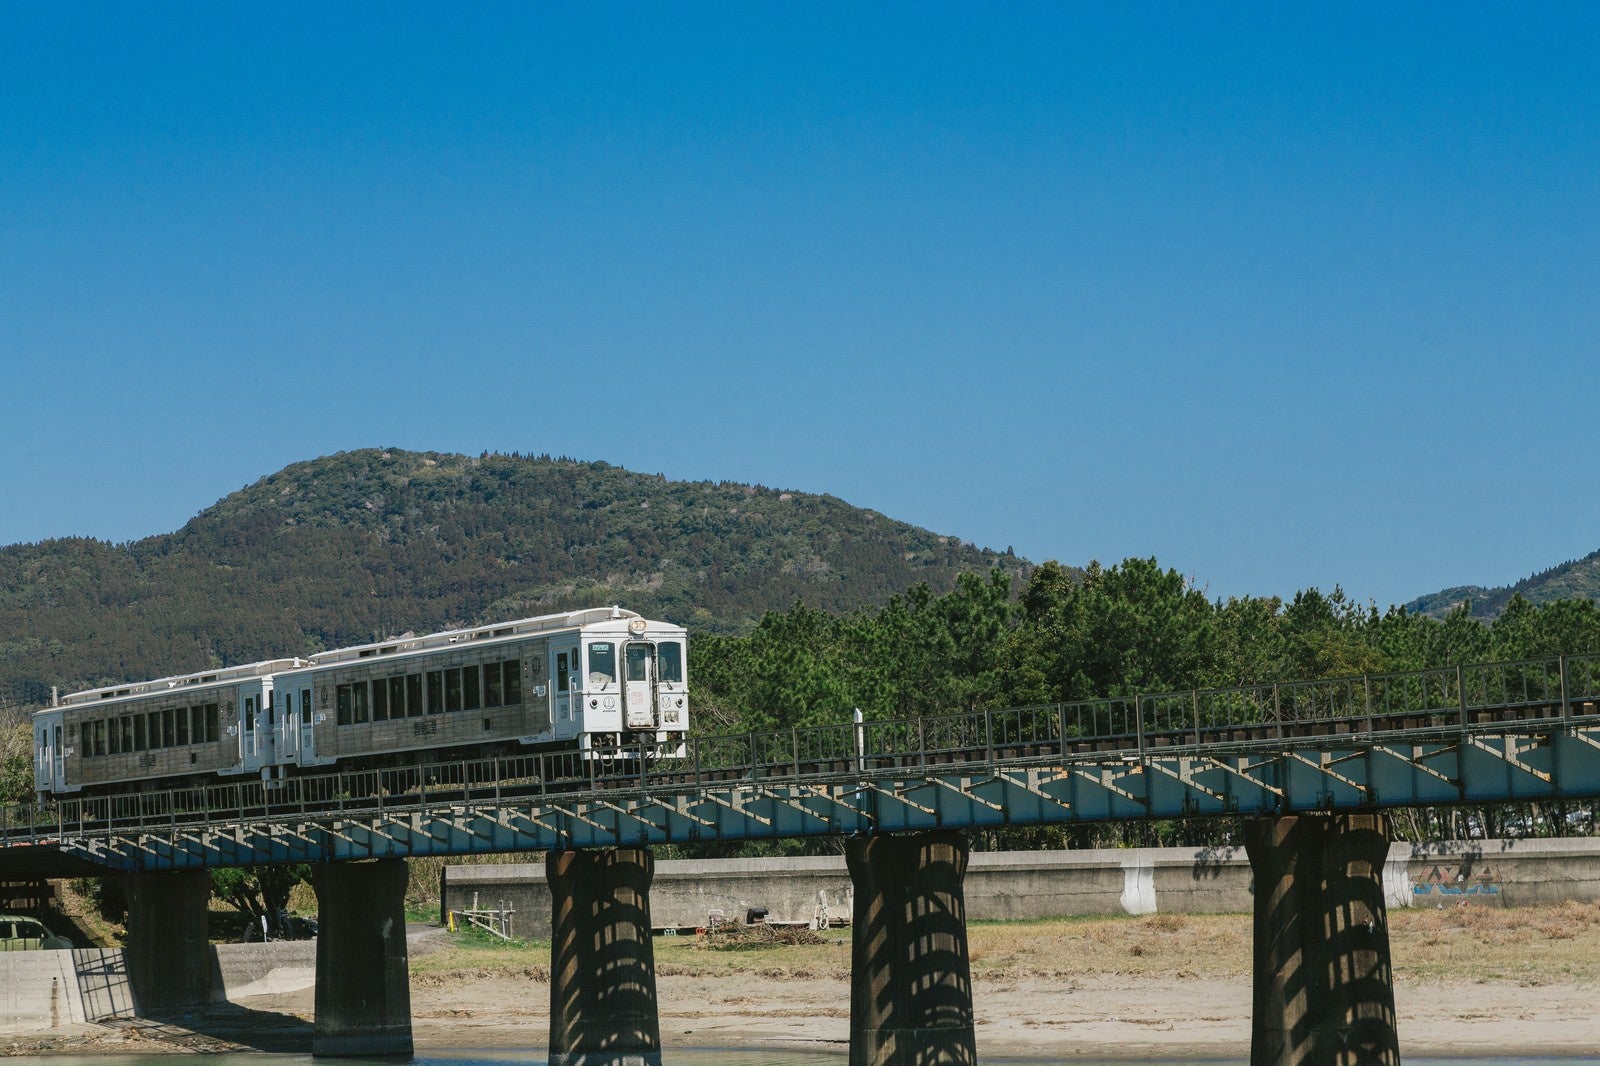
[{"left": 7, "top": 905, "right": 1600, "bottom": 1058}]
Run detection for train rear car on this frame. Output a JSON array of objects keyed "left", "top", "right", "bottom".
[{"left": 35, "top": 658, "right": 308, "bottom": 798}]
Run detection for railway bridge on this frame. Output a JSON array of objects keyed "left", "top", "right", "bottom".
[{"left": 5, "top": 653, "right": 1600, "bottom": 1064}]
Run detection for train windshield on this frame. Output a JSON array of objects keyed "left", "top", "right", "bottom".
[
  {"left": 656, "top": 642, "right": 683, "bottom": 684},
  {"left": 588, "top": 642, "right": 616, "bottom": 687}
]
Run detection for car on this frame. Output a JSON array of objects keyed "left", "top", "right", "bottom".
[{"left": 0, "top": 915, "right": 73, "bottom": 950}]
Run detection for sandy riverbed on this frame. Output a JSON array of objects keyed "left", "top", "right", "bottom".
[{"left": 7, "top": 908, "right": 1599, "bottom": 1058}]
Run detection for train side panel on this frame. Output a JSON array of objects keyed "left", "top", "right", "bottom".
[
  {"left": 305, "top": 634, "right": 555, "bottom": 766},
  {"left": 54, "top": 685, "right": 247, "bottom": 792}
]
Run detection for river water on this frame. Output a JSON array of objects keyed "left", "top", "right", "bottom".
[{"left": 0, "top": 1052, "right": 1589, "bottom": 1065}]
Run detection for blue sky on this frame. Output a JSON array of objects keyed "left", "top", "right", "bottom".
[{"left": 2, "top": 3, "right": 1596, "bottom": 610}]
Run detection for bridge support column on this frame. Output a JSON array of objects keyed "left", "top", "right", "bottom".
[
  {"left": 1246, "top": 813, "right": 1400, "bottom": 1066},
  {"left": 845, "top": 830, "right": 976, "bottom": 1066},
  {"left": 311, "top": 859, "right": 412, "bottom": 1058},
  {"left": 123, "top": 868, "right": 212, "bottom": 1016},
  {"left": 547, "top": 847, "right": 662, "bottom": 1066}
]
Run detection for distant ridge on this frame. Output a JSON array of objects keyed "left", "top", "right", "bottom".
[
  {"left": 0, "top": 449, "right": 1026, "bottom": 711},
  {"left": 1405, "top": 549, "right": 1600, "bottom": 620}
]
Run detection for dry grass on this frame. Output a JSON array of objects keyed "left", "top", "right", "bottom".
[
  {"left": 1391, "top": 899, "right": 1600, "bottom": 983},
  {"left": 408, "top": 903, "right": 1600, "bottom": 988}
]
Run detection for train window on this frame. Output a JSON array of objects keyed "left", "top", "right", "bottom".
[
  {"left": 589, "top": 643, "right": 616, "bottom": 686},
  {"left": 372, "top": 678, "right": 390, "bottom": 721},
  {"left": 301, "top": 688, "right": 312, "bottom": 725},
  {"left": 391, "top": 676, "right": 409, "bottom": 718},
  {"left": 626, "top": 644, "right": 649, "bottom": 682},
  {"left": 163, "top": 708, "right": 177, "bottom": 748},
  {"left": 191, "top": 705, "right": 205, "bottom": 742},
  {"left": 123, "top": 716, "right": 135, "bottom": 752},
  {"left": 352, "top": 683, "right": 370, "bottom": 724},
  {"left": 97, "top": 720, "right": 108, "bottom": 756},
  {"left": 445, "top": 668, "right": 463, "bottom": 712},
  {"left": 504, "top": 660, "right": 522, "bottom": 704},
  {"left": 337, "top": 685, "right": 352, "bottom": 726},
  {"left": 176, "top": 707, "right": 188, "bottom": 746},
  {"left": 406, "top": 674, "right": 422, "bottom": 717},
  {"left": 556, "top": 653, "right": 569, "bottom": 693},
  {"left": 657, "top": 642, "right": 683, "bottom": 683},
  {"left": 484, "top": 663, "right": 502, "bottom": 707},
  {"left": 463, "top": 665, "right": 481, "bottom": 711},
  {"left": 426, "top": 672, "right": 444, "bottom": 714},
  {"left": 206, "top": 703, "right": 220, "bottom": 743},
  {"left": 133, "top": 715, "right": 146, "bottom": 752},
  {"left": 146, "top": 711, "right": 161, "bottom": 749}
]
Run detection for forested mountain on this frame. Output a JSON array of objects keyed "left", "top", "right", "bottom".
[
  {"left": 1406, "top": 550, "right": 1600, "bottom": 620},
  {"left": 0, "top": 449, "right": 1026, "bottom": 714}
]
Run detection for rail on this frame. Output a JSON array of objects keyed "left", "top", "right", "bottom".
[{"left": 4, "top": 653, "right": 1599, "bottom": 842}]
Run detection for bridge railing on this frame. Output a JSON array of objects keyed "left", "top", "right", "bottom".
[{"left": 8, "top": 653, "right": 1600, "bottom": 844}]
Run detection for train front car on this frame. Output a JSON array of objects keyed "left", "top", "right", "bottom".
[
  {"left": 568, "top": 610, "right": 689, "bottom": 759},
  {"left": 291, "top": 606, "right": 688, "bottom": 774}
]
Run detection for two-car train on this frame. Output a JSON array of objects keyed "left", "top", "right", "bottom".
[{"left": 32, "top": 606, "right": 688, "bottom": 801}]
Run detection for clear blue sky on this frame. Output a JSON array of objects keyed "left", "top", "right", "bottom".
[{"left": 3, "top": 3, "right": 1596, "bottom": 610}]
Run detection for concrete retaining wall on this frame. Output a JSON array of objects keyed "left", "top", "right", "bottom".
[
  {"left": 0, "top": 940, "right": 317, "bottom": 1034},
  {"left": 443, "top": 837, "right": 1600, "bottom": 936},
  {"left": 0, "top": 950, "right": 88, "bottom": 1033}
]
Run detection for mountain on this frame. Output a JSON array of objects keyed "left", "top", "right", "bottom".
[
  {"left": 0, "top": 449, "right": 1027, "bottom": 713},
  {"left": 1405, "top": 550, "right": 1600, "bottom": 620}
]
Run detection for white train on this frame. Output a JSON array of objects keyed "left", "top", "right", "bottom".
[{"left": 33, "top": 607, "right": 688, "bottom": 800}]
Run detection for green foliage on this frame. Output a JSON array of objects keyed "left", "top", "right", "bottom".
[
  {"left": 0, "top": 723, "right": 33, "bottom": 803},
  {"left": 998, "top": 559, "right": 1215, "bottom": 703},
  {"left": 211, "top": 864, "right": 312, "bottom": 936}
]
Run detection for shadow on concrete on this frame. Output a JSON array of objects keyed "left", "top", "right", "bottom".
[{"left": 114, "top": 1002, "right": 313, "bottom": 1053}]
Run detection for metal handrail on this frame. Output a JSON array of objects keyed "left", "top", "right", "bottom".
[{"left": 4, "top": 652, "right": 1599, "bottom": 844}]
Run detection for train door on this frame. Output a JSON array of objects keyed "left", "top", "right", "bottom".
[
  {"left": 259, "top": 688, "right": 277, "bottom": 773},
  {"left": 623, "top": 643, "right": 656, "bottom": 730},
  {"left": 34, "top": 711, "right": 62, "bottom": 795},
  {"left": 240, "top": 687, "right": 272, "bottom": 773},
  {"left": 297, "top": 683, "right": 315, "bottom": 764},
  {"left": 550, "top": 643, "right": 577, "bottom": 736},
  {"left": 276, "top": 688, "right": 298, "bottom": 764}
]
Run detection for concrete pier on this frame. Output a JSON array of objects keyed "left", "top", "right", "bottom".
[
  {"left": 1246, "top": 814, "right": 1400, "bottom": 1066},
  {"left": 122, "top": 868, "right": 212, "bottom": 1016},
  {"left": 845, "top": 831, "right": 976, "bottom": 1066},
  {"left": 547, "top": 847, "right": 662, "bottom": 1066},
  {"left": 311, "top": 859, "right": 413, "bottom": 1058}
]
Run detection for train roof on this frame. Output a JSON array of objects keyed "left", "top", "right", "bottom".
[
  {"left": 55, "top": 657, "right": 312, "bottom": 709},
  {"left": 304, "top": 606, "right": 657, "bottom": 668},
  {"left": 43, "top": 606, "right": 673, "bottom": 714}
]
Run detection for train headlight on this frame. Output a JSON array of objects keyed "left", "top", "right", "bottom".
[
  {"left": 628, "top": 618, "right": 647, "bottom": 636},
  {"left": 590, "top": 698, "right": 599, "bottom": 709}
]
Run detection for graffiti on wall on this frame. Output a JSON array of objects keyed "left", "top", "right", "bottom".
[{"left": 1412, "top": 861, "right": 1501, "bottom": 898}]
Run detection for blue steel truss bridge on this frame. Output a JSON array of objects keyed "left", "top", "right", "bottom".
[{"left": 5, "top": 654, "right": 1600, "bottom": 873}]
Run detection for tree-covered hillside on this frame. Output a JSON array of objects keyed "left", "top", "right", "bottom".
[
  {"left": 1406, "top": 550, "right": 1600, "bottom": 620},
  {"left": 0, "top": 449, "right": 1026, "bottom": 714}
]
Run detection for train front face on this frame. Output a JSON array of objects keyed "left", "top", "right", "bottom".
[{"left": 578, "top": 615, "right": 689, "bottom": 755}]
